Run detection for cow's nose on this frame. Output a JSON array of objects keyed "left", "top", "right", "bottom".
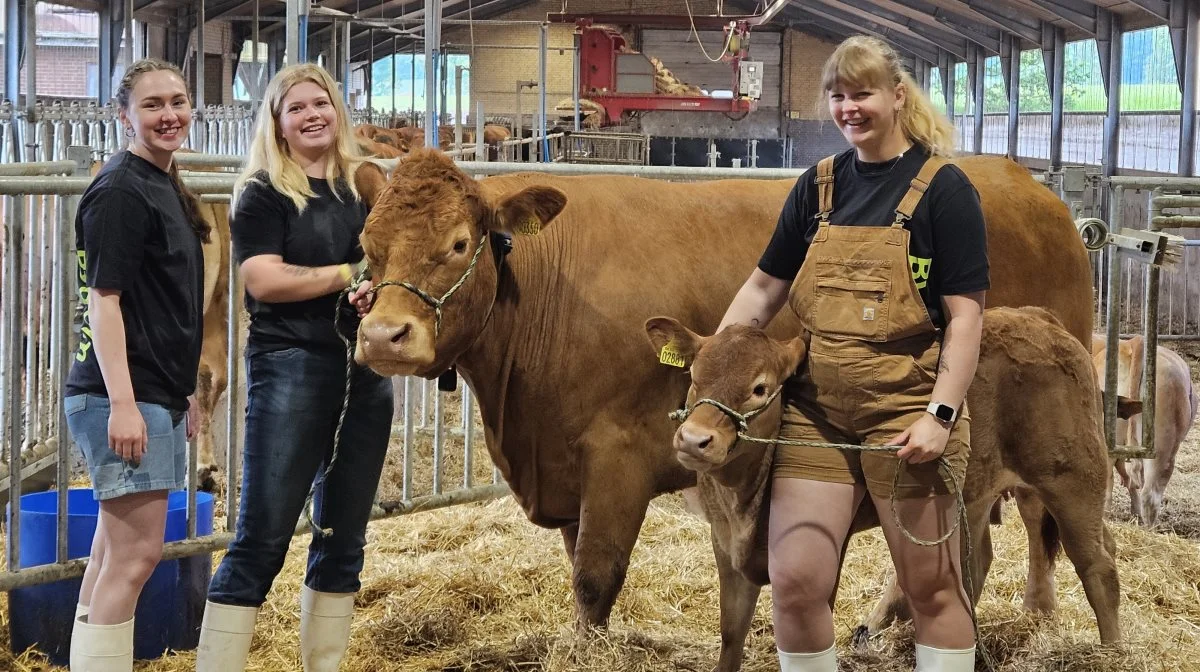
[
  {"left": 362, "top": 317, "right": 414, "bottom": 355},
  {"left": 677, "top": 426, "right": 714, "bottom": 457}
]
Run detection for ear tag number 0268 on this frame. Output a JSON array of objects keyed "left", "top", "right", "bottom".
[{"left": 658, "top": 341, "right": 687, "bottom": 368}]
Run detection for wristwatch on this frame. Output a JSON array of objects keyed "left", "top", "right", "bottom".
[{"left": 926, "top": 401, "right": 957, "bottom": 426}]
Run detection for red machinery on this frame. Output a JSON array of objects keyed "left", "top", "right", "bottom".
[{"left": 573, "top": 18, "right": 760, "bottom": 125}]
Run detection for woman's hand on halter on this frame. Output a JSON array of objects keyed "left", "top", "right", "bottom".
[
  {"left": 887, "top": 413, "right": 951, "bottom": 463},
  {"left": 348, "top": 279, "right": 376, "bottom": 317}
]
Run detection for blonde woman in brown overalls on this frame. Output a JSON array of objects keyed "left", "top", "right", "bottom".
[{"left": 718, "top": 36, "right": 989, "bottom": 672}]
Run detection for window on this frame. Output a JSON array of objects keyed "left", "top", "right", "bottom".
[{"left": 86, "top": 63, "right": 98, "bottom": 98}]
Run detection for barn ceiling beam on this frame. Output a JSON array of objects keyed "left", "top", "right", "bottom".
[
  {"left": 811, "top": 0, "right": 969, "bottom": 59},
  {"left": 799, "top": 1, "right": 963, "bottom": 60},
  {"left": 1025, "top": 0, "right": 1097, "bottom": 36},
  {"left": 856, "top": 0, "right": 1001, "bottom": 55},
  {"left": 1125, "top": 0, "right": 1170, "bottom": 23},
  {"left": 788, "top": 6, "right": 942, "bottom": 65},
  {"left": 959, "top": 1, "right": 1042, "bottom": 46}
]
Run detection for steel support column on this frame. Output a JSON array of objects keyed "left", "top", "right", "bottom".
[
  {"left": 425, "top": 0, "right": 443, "bottom": 148},
  {"left": 124, "top": 0, "right": 134, "bottom": 70},
  {"left": 939, "top": 51, "right": 954, "bottom": 120},
  {"left": 1044, "top": 25, "right": 1065, "bottom": 170},
  {"left": 1005, "top": 34, "right": 1020, "bottom": 159},
  {"left": 5, "top": 0, "right": 24, "bottom": 104},
  {"left": 23, "top": 0, "right": 35, "bottom": 161},
  {"left": 98, "top": 1, "right": 121, "bottom": 104},
  {"left": 538, "top": 22, "right": 547, "bottom": 162},
  {"left": 1176, "top": 0, "right": 1198, "bottom": 175},
  {"left": 342, "top": 19, "right": 352, "bottom": 105},
  {"left": 1101, "top": 12, "right": 1122, "bottom": 181},
  {"left": 972, "top": 45, "right": 984, "bottom": 154}
]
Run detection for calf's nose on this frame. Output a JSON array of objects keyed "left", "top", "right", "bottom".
[{"left": 676, "top": 426, "right": 714, "bottom": 458}]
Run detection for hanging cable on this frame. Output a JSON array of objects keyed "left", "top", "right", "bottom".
[{"left": 684, "top": 0, "right": 732, "bottom": 63}]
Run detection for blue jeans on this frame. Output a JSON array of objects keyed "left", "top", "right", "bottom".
[{"left": 207, "top": 346, "right": 393, "bottom": 606}]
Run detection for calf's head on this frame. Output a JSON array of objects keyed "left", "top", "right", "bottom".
[
  {"left": 645, "top": 317, "right": 806, "bottom": 472},
  {"left": 357, "top": 149, "right": 566, "bottom": 377}
]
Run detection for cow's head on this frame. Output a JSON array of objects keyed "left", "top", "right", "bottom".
[
  {"left": 357, "top": 149, "right": 566, "bottom": 377},
  {"left": 645, "top": 317, "right": 806, "bottom": 472}
]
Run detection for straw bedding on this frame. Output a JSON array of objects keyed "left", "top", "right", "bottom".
[{"left": 2, "top": 349, "right": 1198, "bottom": 672}]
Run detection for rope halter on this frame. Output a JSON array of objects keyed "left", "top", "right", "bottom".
[
  {"left": 366, "top": 232, "right": 489, "bottom": 338},
  {"left": 669, "top": 385, "right": 783, "bottom": 439}
]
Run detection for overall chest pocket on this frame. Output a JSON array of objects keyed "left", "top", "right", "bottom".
[{"left": 811, "top": 262, "right": 892, "bottom": 342}]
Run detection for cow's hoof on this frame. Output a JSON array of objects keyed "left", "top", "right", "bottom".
[
  {"left": 197, "top": 465, "right": 219, "bottom": 493},
  {"left": 851, "top": 625, "right": 872, "bottom": 650}
]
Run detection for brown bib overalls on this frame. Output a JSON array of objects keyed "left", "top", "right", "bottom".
[{"left": 774, "top": 155, "right": 970, "bottom": 498}]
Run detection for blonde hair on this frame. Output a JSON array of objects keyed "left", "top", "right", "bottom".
[
  {"left": 235, "top": 63, "right": 363, "bottom": 212},
  {"left": 819, "top": 36, "right": 957, "bottom": 157}
]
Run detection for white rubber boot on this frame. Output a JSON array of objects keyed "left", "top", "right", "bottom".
[
  {"left": 914, "top": 643, "right": 976, "bottom": 671},
  {"left": 68, "top": 615, "right": 133, "bottom": 671},
  {"left": 300, "top": 586, "right": 355, "bottom": 672},
  {"left": 195, "top": 600, "right": 259, "bottom": 672},
  {"left": 778, "top": 644, "right": 837, "bottom": 672}
]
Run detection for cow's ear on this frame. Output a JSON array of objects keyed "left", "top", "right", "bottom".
[
  {"left": 354, "top": 161, "right": 388, "bottom": 209},
  {"left": 493, "top": 186, "right": 567, "bottom": 236},
  {"left": 778, "top": 333, "right": 809, "bottom": 377},
  {"left": 644, "top": 317, "right": 703, "bottom": 369}
]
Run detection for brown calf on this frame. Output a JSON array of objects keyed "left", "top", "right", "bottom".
[{"left": 647, "top": 306, "right": 1122, "bottom": 669}]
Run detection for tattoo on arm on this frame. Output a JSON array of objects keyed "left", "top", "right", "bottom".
[
  {"left": 938, "top": 358, "right": 951, "bottom": 374},
  {"left": 282, "top": 264, "right": 317, "bottom": 278},
  {"left": 751, "top": 318, "right": 761, "bottom": 327}
]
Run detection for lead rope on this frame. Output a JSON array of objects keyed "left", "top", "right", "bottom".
[
  {"left": 670, "top": 397, "right": 995, "bottom": 671},
  {"left": 301, "top": 233, "right": 493, "bottom": 537},
  {"left": 300, "top": 267, "right": 371, "bottom": 538}
]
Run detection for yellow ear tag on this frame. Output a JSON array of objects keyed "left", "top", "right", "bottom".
[
  {"left": 514, "top": 216, "right": 541, "bottom": 236},
  {"left": 658, "top": 341, "right": 687, "bottom": 368}
]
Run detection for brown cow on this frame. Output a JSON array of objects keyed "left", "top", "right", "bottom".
[
  {"left": 353, "top": 123, "right": 511, "bottom": 160},
  {"left": 648, "top": 306, "right": 1123, "bottom": 667},
  {"left": 352, "top": 149, "right": 1094, "bottom": 662},
  {"left": 1093, "top": 335, "right": 1198, "bottom": 526}
]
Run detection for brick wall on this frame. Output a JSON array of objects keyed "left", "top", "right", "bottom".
[{"left": 783, "top": 29, "right": 838, "bottom": 120}]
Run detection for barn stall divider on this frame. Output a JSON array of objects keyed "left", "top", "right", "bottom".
[{"left": 0, "top": 150, "right": 1190, "bottom": 599}]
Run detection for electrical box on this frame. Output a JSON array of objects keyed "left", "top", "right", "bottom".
[{"left": 739, "top": 60, "right": 764, "bottom": 99}]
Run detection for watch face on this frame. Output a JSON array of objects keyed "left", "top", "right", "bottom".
[{"left": 934, "top": 404, "right": 955, "bottom": 422}]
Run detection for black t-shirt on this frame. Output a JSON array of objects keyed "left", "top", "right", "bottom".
[
  {"left": 65, "top": 150, "right": 205, "bottom": 411},
  {"left": 758, "top": 145, "right": 990, "bottom": 328},
  {"left": 231, "top": 173, "right": 369, "bottom": 356}
]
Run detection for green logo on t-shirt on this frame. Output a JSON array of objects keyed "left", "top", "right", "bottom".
[
  {"left": 75, "top": 250, "right": 93, "bottom": 362},
  {"left": 909, "top": 255, "right": 932, "bottom": 290}
]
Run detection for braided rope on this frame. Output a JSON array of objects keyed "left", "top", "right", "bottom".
[
  {"left": 368, "top": 233, "right": 489, "bottom": 337},
  {"left": 302, "top": 235, "right": 490, "bottom": 537}
]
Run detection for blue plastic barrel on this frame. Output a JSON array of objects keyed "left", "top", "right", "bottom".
[{"left": 6, "top": 488, "right": 214, "bottom": 665}]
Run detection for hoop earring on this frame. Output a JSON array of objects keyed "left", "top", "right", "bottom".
[{"left": 124, "top": 126, "right": 135, "bottom": 139}]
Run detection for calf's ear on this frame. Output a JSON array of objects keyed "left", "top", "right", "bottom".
[
  {"left": 644, "top": 317, "right": 703, "bottom": 369},
  {"left": 778, "top": 333, "right": 809, "bottom": 377},
  {"left": 493, "top": 186, "right": 567, "bottom": 236}
]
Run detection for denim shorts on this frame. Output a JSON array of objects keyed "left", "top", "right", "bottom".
[{"left": 64, "top": 394, "right": 187, "bottom": 500}]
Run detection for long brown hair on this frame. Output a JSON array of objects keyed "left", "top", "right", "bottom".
[
  {"left": 819, "top": 36, "right": 957, "bottom": 157},
  {"left": 115, "top": 58, "right": 212, "bottom": 243}
]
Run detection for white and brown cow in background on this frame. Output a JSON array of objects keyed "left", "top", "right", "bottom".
[{"left": 1093, "top": 335, "right": 1197, "bottom": 526}]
